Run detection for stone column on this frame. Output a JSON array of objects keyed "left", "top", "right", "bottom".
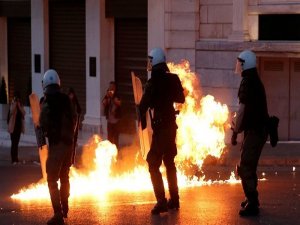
[
  {"left": 228, "top": 0, "right": 250, "bottom": 41},
  {"left": 31, "top": 0, "right": 49, "bottom": 98},
  {"left": 0, "top": 17, "right": 8, "bottom": 100},
  {"left": 148, "top": 0, "right": 165, "bottom": 52},
  {"left": 83, "top": 0, "right": 114, "bottom": 135}
]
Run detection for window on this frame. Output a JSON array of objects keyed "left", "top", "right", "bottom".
[{"left": 259, "top": 14, "right": 300, "bottom": 41}]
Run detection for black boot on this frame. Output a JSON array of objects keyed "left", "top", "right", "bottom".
[
  {"left": 239, "top": 203, "right": 259, "bottom": 216},
  {"left": 151, "top": 198, "right": 168, "bottom": 215},
  {"left": 241, "top": 198, "right": 260, "bottom": 208},
  {"left": 167, "top": 198, "right": 180, "bottom": 210},
  {"left": 47, "top": 213, "right": 64, "bottom": 225},
  {"left": 241, "top": 199, "right": 248, "bottom": 208}
]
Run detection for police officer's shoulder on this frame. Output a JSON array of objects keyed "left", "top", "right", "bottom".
[
  {"left": 240, "top": 75, "right": 251, "bottom": 85},
  {"left": 241, "top": 74, "right": 257, "bottom": 89},
  {"left": 167, "top": 72, "right": 180, "bottom": 78},
  {"left": 166, "top": 72, "right": 181, "bottom": 83},
  {"left": 62, "top": 92, "right": 71, "bottom": 103},
  {"left": 40, "top": 100, "right": 49, "bottom": 111}
]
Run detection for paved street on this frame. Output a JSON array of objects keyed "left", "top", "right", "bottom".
[{"left": 0, "top": 154, "right": 299, "bottom": 225}]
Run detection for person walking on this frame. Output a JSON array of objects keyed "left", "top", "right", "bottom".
[
  {"left": 231, "top": 50, "right": 269, "bottom": 216},
  {"left": 102, "top": 81, "right": 122, "bottom": 148},
  {"left": 7, "top": 91, "right": 25, "bottom": 165},
  {"left": 40, "top": 69, "right": 76, "bottom": 225},
  {"left": 138, "top": 47, "right": 185, "bottom": 215}
]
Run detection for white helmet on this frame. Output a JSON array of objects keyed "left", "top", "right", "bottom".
[
  {"left": 42, "top": 69, "right": 60, "bottom": 90},
  {"left": 237, "top": 50, "right": 256, "bottom": 71},
  {"left": 147, "top": 47, "right": 166, "bottom": 71}
]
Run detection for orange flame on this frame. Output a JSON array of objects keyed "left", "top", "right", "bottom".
[
  {"left": 168, "top": 61, "right": 229, "bottom": 169},
  {"left": 11, "top": 60, "right": 238, "bottom": 201}
]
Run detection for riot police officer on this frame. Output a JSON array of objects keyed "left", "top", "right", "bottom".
[
  {"left": 231, "top": 50, "right": 269, "bottom": 216},
  {"left": 139, "top": 47, "right": 185, "bottom": 215},
  {"left": 40, "top": 69, "right": 76, "bottom": 225}
]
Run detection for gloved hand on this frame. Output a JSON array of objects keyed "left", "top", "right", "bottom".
[{"left": 231, "top": 131, "right": 238, "bottom": 146}]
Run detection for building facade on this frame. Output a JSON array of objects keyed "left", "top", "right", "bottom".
[
  {"left": 0, "top": 0, "right": 299, "bottom": 140},
  {"left": 195, "top": 0, "right": 300, "bottom": 141}
]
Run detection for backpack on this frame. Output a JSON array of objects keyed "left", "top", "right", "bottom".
[{"left": 268, "top": 116, "right": 279, "bottom": 147}]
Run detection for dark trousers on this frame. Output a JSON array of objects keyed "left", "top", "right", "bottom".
[
  {"left": 239, "top": 129, "right": 267, "bottom": 205},
  {"left": 46, "top": 142, "right": 73, "bottom": 215},
  {"left": 107, "top": 122, "right": 119, "bottom": 148},
  {"left": 10, "top": 131, "right": 21, "bottom": 163},
  {"left": 146, "top": 127, "right": 179, "bottom": 202}
]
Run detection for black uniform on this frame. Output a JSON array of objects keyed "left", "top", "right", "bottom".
[
  {"left": 237, "top": 68, "right": 269, "bottom": 209},
  {"left": 139, "top": 62, "right": 185, "bottom": 210},
  {"left": 40, "top": 84, "right": 76, "bottom": 220}
]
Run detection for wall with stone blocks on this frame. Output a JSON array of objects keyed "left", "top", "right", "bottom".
[
  {"left": 199, "top": 0, "right": 233, "bottom": 39},
  {"left": 164, "top": 0, "right": 200, "bottom": 69},
  {"left": 195, "top": 41, "right": 244, "bottom": 110}
]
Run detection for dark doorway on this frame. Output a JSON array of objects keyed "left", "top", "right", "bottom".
[
  {"left": 7, "top": 17, "right": 31, "bottom": 105},
  {"left": 260, "top": 57, "right": 300, "bottom": 140},
  {"left": 49, "top": 0, "right": 86, "bottom": 113},
  {"left": 115, "top": 18, "right": 148, "bottom": 133}
]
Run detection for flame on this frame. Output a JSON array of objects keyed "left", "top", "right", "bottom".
[
  {"left": 12, "top": 60, "right": 239, "bottom": 201},
  {"left": 168, "top": 61, "right": 229, "bottom": 169}
]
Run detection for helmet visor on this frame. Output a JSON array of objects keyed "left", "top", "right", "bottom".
[
  {"left": 147, "top": 56, "right": 153, "bottom": 71},
  {"left": 235, "top": 59, "right": 243, "bottom": 75}
]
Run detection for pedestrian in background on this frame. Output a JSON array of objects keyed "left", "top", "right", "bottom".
[
  {"left": 40, "top": 69, "right": 76, "bottom": 225},
  {"left": 231, "top": 50, "right": 269, "bottom": 217},
  {"left": 7, "top": 91, "right": 25, "bottom": 165},
  {"left": 139, "top": 47, "right": 185, "bottom": 215},
  {"left": 102, "top": 81, "right": 122, "bottom": 148},
  {"left": 67, "top": 87, "right": 82, "bottom": 164}
]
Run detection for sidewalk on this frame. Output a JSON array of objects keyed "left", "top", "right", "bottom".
[
  {"left": 0, "top": 117, "right": 96, "bottom": 147},
  {"left": 221, "top": 141, "right": 300, "bottom": 167},
  {"left": 1, "top": 119, "right": 300, "bottom": 167}
]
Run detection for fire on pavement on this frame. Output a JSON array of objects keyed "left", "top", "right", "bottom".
[{"left": 11, "top": 61, "right": 240, "bottom": 201}]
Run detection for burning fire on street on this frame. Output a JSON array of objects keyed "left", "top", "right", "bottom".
[{"left": 12, "top": 60, "right": 240, "bottom": 201}]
